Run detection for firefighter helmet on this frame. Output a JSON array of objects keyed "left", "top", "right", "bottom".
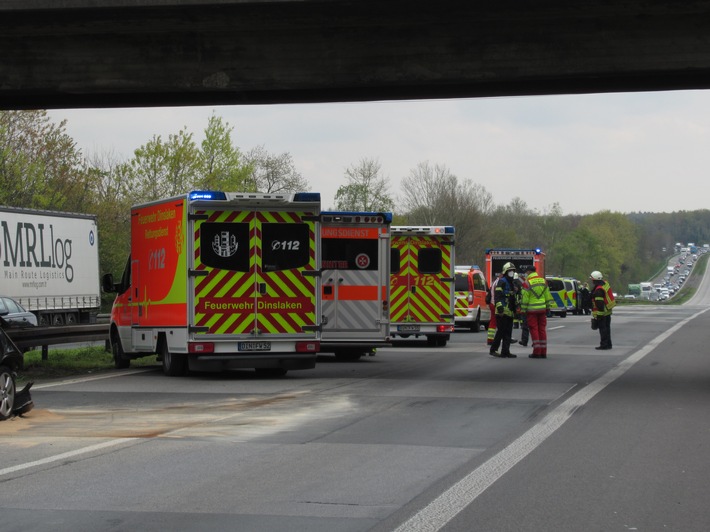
[
  {"left": 502, "top": 262, "right": 516, "bottom": 274},
  {"left": 590, "top": 270, "right": 603, "bottom": 280}
]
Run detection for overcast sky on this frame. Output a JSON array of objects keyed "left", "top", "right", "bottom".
[{"left": 48, "top": 89, "right": 710, "bottom": 215}]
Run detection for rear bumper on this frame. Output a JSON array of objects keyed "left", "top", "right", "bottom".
[{"left": 187, "top": 353, "right": 316, "bottom": 372}]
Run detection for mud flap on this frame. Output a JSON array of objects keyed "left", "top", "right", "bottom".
[{"left": 13, "top": 382, "right": 34, "bottom": 417}]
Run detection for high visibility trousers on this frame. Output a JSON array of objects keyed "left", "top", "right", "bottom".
[
  {"left": 487, "top": 303, "right": 497, "bottom": 345},
  {"left": 527, "top": 312, "right": 548, "bottom": 356}
]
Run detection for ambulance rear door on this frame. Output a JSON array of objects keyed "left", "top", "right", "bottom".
[
  {"left": 189, "top": 193, "right": 320, "bottom": 349},
  {"left": 390, "top": 227, "right": 455, "bottom": 332},
  {"left": 320, "top": 212, "right": 391, "bottom": 343}
]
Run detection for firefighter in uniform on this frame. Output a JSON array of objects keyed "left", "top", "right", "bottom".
[
  {"left": 489, "top": 262, "right": 519, "bottom": 358},
  {"left": 486, "top": 272, "right": 502, "bottom": 345},
  {"left": 520, "top": 266, "right": 553, "bottom": 358},
  {"left": 591, "top": 270, "right": 614, "bottom": 350}
]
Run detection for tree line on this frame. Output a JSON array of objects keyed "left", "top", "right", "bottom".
[{"left": 3, "top": 110, "right": 709, "bottom": 298}]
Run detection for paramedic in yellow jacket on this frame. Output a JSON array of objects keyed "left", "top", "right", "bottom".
[
  {"left": 520, "top": 266, "right": 553, "bottom": 358},
  {"left": 591, "top": 270, "right": 615, "bottom": 350}
]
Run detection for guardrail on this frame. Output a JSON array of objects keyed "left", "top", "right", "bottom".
[{"left": 5, "top": 324, "right": 110, "bottom": 361}]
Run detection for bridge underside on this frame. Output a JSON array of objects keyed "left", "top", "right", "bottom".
[{"left": 3, "top": 0, "right": 710, "bottom": 110}]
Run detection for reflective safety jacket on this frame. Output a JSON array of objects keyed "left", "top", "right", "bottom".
[
  {"left": 521, "top": 272, "right": 553, "bottom": 314},
  {"left": 592, "top": 280, "right": 615, "bottom": 317},
  {"left": 494, "top": 275, "right": 519, "bottom": 317}
]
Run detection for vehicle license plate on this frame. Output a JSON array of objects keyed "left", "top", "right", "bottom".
[
  {"left": 238, "top": 341, "right": 271, "bottom": 351},
  {"left": 398, "top": 324, "right": 420, "bottom": 332}
]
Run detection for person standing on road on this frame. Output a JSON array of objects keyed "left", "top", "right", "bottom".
[
  {"left": 489, "top": 262, "right": 519, "bottom": 358},
  {"left": 591, "top": 270, "right": 615, "bottom": 350},
  {"left": 515, "top": 270, "right": 530, "bottom": 347},
  {"left": 486, "top": 272, "right": 502, "bottom": 346},
  {"left": 580, "top": 282, "right": 593, "bottom": 315},
  {"left": 520, "top": 266, "right": 553, "bottom": 358}
]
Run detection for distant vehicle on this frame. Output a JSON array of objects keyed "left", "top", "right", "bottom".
[
  {"left": 0, "top": 297, "right": 38, "bottom": 329},
  {"left": 544, "top": 276, "right": 569, "bottom": 318},
  {"left": 562, "top": 277, "right": 582, "bottom": 315},
  {"left": 484, "top": 248, "right": 545, "bottom": 282},
  {"left": 454, "top": 265, "right": 489, "bottom": 331},
  {"left": 391, "top": 226, "right": 455, "bottom": 346},
  {"left": 639, "top": 282, "right": 657, "bottom": 301}
]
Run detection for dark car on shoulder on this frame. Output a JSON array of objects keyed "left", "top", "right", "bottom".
[
  {"left": 0, "top": 296, "right": 38, "bottom": 329},
  {"left": 0, "top": 325, "right": 34, "bottom": 420}
]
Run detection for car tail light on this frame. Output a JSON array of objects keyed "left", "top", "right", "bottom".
[{"left": 437, "top": 325, "right": 454, "bottom": 333}]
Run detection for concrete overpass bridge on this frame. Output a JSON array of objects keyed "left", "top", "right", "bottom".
[{"left": 3, "top": 1, "right": 710, "bottom": 110}]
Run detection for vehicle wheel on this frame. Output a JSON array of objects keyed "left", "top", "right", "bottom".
[
  {"left": 561, "top": 312, "right": 567, "bottom": 318},
  {"left": 470, "top": 311, "right": 481, "bottom": 332},
  {"left": 65, "top": 312, "right": 78, "bottom": 325},
  {"left": 52, "top": 313, "right": 64, "bottom": 326},
  {"left": 255, "top": 368, "right": 288, "bottom": 377},
  {"left": 0, "top": 366, "right": 16, "bottom": 421},
  {"left": 426, "top": 335, "right": 437, "bottom": 346},
  {"left": 160, "top": 340, "right": 187, "bottom": 376},
  {"left": 38, "top": 314, "right": 49, "bottom": 327},
  {"left": 436, "top": 336, "right": 448, "bottom": 347},
  {"left": 112, "top": 336, "right": 130, "bottom": 369}
]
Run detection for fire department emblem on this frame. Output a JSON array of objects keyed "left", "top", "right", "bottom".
[{"left": 212, "top": 230, "right": 238, "bottom": 257}]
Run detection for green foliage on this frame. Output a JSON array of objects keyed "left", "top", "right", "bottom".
[
  {"left": 0, "top": 110, "right": 87, "bottom": 211},
  {"left": 334, "top": 157, "right": 395, "bottom": 212},
  {"left": 197, "top": 113, "right": 252, "bottom": 191}
]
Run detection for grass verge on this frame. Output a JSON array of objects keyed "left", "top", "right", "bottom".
[{"left": 17, "top": 346, "right": 157, "bottom": 385}]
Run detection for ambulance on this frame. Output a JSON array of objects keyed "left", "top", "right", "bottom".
[
  {"left": 319, "top": 211, "right": 392, "bottom": 360},
  {"left": 102, "top": 191, "right": 321, "bottom": 376},
  {"left": 390, "top": 226, "right": 455, "bottom": 346}
]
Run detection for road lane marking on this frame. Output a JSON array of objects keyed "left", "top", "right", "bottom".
[
  {"left": 0, "top": 438, "right": 135, "bottom": 477},
  {"left": 31, "top": 368, "right": 155, "bottom": 390},
  {"left": 393, "top": 306, "right": 710, "bottom": 532}
]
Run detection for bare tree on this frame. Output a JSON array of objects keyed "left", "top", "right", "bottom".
[
  {"left": 243, "top": 145, "right": 309, "bottom": 194},
  {"left": 400, "top": 161, "right": 494, "bottom": 263},
  {"left": 334, "top": 157, "right": 395, "bottom": 212}
]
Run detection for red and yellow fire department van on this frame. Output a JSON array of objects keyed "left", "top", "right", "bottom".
[
  {"left": 390, "top": 226, "right": 455, "bottom": 346},
  {"left": 454, "top": 264, "right": 490, "bottom": 331},
  {"left": 102, "top": 191, "right": 321, "bottom": 376},
  {"left": 319, "top": 211, "right": 392, "bottom": 360}
]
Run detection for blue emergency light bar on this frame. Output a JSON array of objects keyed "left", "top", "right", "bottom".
[
  {"left": 294, "top": 192, "right": 321, "bottom": 202},
  {"left": 189, "top": 190, "right": 226, "bottom": 201}
]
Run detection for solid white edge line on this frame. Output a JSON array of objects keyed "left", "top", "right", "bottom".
[
  {"left": 0, "top": 438, "right": 135, "bottom": 477},
  {"left": 392, "top": 306, "right": 710, "bottom": 532},
  {"left": 31, "top": 368, "right": 155, "bottom": 390}
]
